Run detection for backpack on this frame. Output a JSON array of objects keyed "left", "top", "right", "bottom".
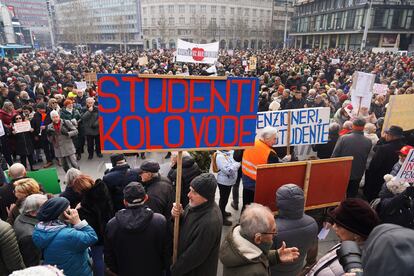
[{"left": 211, "top": 152, "right": 220, "bottom": 173}]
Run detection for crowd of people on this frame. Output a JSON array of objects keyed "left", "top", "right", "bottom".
[{"left": 0, "top": 47, "right": 414, "bottom": 276}]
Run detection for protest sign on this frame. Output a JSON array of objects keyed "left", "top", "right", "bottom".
[
  {"left": 383, "top": 94, "right": 414, "bottom": 133},
  {"left": 0, "top": 120, "right": 4, "bottom": 137},
  {"left": 13, "top": 121, "right": 31, "bottom": 133},
  {"left": 350, "top": 71, "right": 375, "bottom": 98},
  {"left": 331, "top": 58, "right": 340, "bottom": 64},
  {"left": 373, "top": 83, "right": 388, "bottom": 96},
  {"left": 227, "top": 49, "right": 234, "bottom": 56},
  {"left": 85, "top": 72, "right": 97, "bottom": 82},
  {"left": 138, "top": 56, "right": 148, "bottom": 66},
  {"left": 249, "top": 56, "right": 257, "bottom": 71},
  {"left": 255, "top": 157, "right": 353, "bottom": 211},
  {"left": 75, "top": 81, "right": 87, "bottom": 91},
  {"left": 98, "top": 74, "right": 259, "bottom": 152},
  {"left": 176, "top": 39, "right": 219, "bottom": 64},
  {"left": 256, "top": 107, "right": 330, "bottom": 147},
  {"left": 395, "top": 149, "right": 414, "bottom": 182}
]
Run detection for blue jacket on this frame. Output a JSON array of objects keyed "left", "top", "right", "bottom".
[{"left": 32, "top": 221, "right": 98, "bottom": 276}]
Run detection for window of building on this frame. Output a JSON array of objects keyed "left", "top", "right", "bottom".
[
  {"left": 143, "top": 7, "right": 147, "bottom": 14},
  {"left": 346, "top": 9, "right": 356, "bottom": 29},
  {"left": 201, "top": 5, "right": 206, "bottom": 13},
  {"left": 335, "top": 12, "right": 343, "bottom": 29},
  {"left": 211, "top": 6, "right": 216, "bottom": 13},
  {"left": 190, "top": 5, "right": 196, "bottom": 13},
  {"left": 245, "top": 8, "right": 249, "bottom": 16},
  {"left": 211, "top": 18, "right": 217, "bottom": 25},
  {"left": 168, "top": 5, "right": 174, "bottom": 13},
  {"left": 190, "top": 17, "right": 196, "bottom": 25},
  {"left": 238, "top": 7, "right": 242, "bottom": 15},
  {"left": 169, "top": 17, "right": 175, "bottom": 25},
  {"left": 230, "top": 7, "right": 235, "bottom": 15},
  {"left": 253, "top": 9, "right": 257, "bottom": 16},
  {"left": 150, "top": 6, "right": 155, "bottom": 14},
  {"left": 179, "top": 17, "right": 185, "bottom": 24},
  {"left": 159, "top": 6, "right": 164, "bottom": 13},
  {"left": 221, "top": 6, "right": 226, "bottom": 15},
  {"left": 152, "top": 18, "right": 156, "bottom": 25},
  {"left": 179, "top": 5, "right": 185, "bottom": 13},
  {"left": 230, "top": 18, "right": 235, "bottom": 25},
  {"left": 201, "top": 17, "right": 206, "bottom": 25},
  {"left": 392, "top": 9, "right": 404, "bottom": 28},
  {"left": 221, "top": 18, "right": 226, "bottom": 26},
  {"left": 261, "top": 10, "right": 264, "bottom": 17},
  {"left": 143, "top": 18, "right": 147, "bottom": 26},
  {"left": 373, "top": 8, "right": 388, "bottom": 28}
]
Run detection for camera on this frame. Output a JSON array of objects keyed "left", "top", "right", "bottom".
[{"left": 337, "top": 241, "right": 363, "bottom": 276}]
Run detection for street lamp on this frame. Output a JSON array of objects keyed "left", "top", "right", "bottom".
[
  {"left": 283, "top": 0, "right": 290, "bottom": 49},
  {"left": 361, "top": 0, "right": 373, "bottom": 51}
]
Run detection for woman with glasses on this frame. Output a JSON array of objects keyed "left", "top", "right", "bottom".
[{"left": 12, "top": 113, "right": 36, "bottom": 171}]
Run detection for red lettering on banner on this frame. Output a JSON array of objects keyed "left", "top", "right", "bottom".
[
  {"left": 122, "top": 116, "right": 145, "bottom": 149},
  {"left": 210, "top": 80, "right": 230, "bottom": 112},
  {"left": 232, "top": 79, "right": 250, "bottom": 112},
  {"left": 250, "top": 79, "right": 256, "bottom": 112},
  {"left": 168, "top": 79, "right": 189, "bottom": 113},
  {"left": 204, "top": 116, "right": 220, "bottom": 147},
  {"left": 164, "top": 116, "right": 185, "bottom": 148},
  {"left": 144, "top": 78, "right": 167, "bottom": 113},
  {"left": 100, "top": 116, "right": 122, "bottom": 150},
  {"left": 145, "top": 117, "right": 162, "bottom": 149},
  {"left": 98, "top": 76, "right": 121, "bottom": 113},
  {"left": 189, "top": 79, "right": 209, "bottom": 113},
  {"left": 219, "top": 116, "right": 239, "bottom": 147},
  {"left": 121, "top": 76, "right": 142, "bottom": 113},
  {"left": 239, "top": 115, "right": 257, "bottom": 146},
  {"left": 191, "top": 116, "right": 206, "bottom": 148}
]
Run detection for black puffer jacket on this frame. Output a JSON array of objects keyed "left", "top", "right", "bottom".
[
  {"left": 78, "top": 179, "right": 114, "bottom": 245},
  {"left": 168, "top": 156, "right": 202, "bottom": 207},
  {"left": 142, "top": 175, "right": 173, "bottom": 221},
  {"left": 0, "top": 219, "right": 25, "bottom": 275},
  {"left": 271, "top": 184, "right": 318, "bottom": 276}
]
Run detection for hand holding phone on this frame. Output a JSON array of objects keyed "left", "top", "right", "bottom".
[{"left": 63, "top": 208, "right": 81, "bottom": 225}]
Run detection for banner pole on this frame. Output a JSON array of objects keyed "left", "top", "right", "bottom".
[
  {"left": 357, "top": 97, "right": 362, "bottom": 116},
  {"left": 173, "top": 151, "right": 183, "bottom": 264},
  {"left": 286, "top": 111, "right": 292, "bottom": 156},
  {"left": 303, "top": 161, "right": 312, "bottom": 205}
]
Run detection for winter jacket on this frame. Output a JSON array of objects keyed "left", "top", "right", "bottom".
[
  {"left": 105, "top": 206, "right": 171, "bottom": 276},
  {"left": 312, "top": 136, "right": 338, "bottom": 159},
  {"left": 77, "top": 179, "right": 114, "bottom": 245},
  {"left": 13, "top": 214, "right": 41, "bottom": 267},
  {"left": 103, "top": 164, "right": 140, "bottom": 212},
  {"left": 80, "top": 106, "right": 99, "bottom": 136},
  {"left": 142, "top": 175, "right": 173, "bottom": 221},
  {"left": 331, "top": 131, "right": 372, "bottom": 181},
  {"left": 32, "top": 220, "right": 98, "bottom": 276},
  {"left": 0, "top": 219, "right": 25, "bottom": 276},
  {"left": 31, "top": 110, "right": 52, "bottom": 145},
  {"left": 216, "top": 150, "right": 240, "bottom": 186},
  {"left": 362, "top": 224, "right": 414, "bottom": 276},
  {"left": 364, "top": 133, "right": 379, "bottom": 169},
  {"left": 13, "top": 129, "right": 34, "bottom": 156},
  {"left": 306, "top": 244, "right": 344, "bottom": 276},
  {"left": 364, "top": 138, "right": 406, "bottom": 201},
  {"left": 60, "top": 185, "right": 82, "bottom": 208},
  {"left": 168, "top": 156, "right": 201, "bottom": 207},
  {"left": 47, "top": 119, "right": 78, "bottom": 158},
  {"left": 271, "top": 184, "right": 318, "bottom": 276},
  {"left": 60, "top": 107, "right": 81, "bottom": 122},
  {"left": 171, "top": 201, "right": 222, "bottom": 276},
  {"left": 220, "top": 225, "right": 280, "bottom": 276},
  {"left": 0, "top": 183, "right": 15, "bottom": 221}
]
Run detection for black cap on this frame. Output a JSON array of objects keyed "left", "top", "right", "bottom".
[
  {"left": 139, "top": 160, "right": 160, "bottom": 173},
  {"left": 385, "top": 125, "right": 404, "bottom": 138},
  {"left": 110, "top": 153, "right": 125, "bottom": 167},
  {"left": 123, "top": 182, "right": 146, "bottom": 204},
  {"left": 190, "top": 173, "right": 217, "bottom": 201}
]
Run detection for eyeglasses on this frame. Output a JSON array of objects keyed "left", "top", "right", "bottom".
[{"left": 261, "top": 232, "right": 277, "bottom": 236}]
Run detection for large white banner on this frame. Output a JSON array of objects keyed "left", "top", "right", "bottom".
[
  {"left": 256, "top": 107, "right": 331, "bottom": 147},
  {"left": 176, "top": 39, "right": 219, "bottom": 64}
]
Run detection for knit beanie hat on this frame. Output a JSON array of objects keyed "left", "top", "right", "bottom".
[
  {"left": 190, "top": 173, "right": 217, "bottom": 202},
  {"left": 37, "top": 197, "right": 70, "bottom": 222}
]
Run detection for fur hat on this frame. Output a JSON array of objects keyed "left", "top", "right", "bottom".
[{"left": 384, "top": 174, "right": 410, "bottom": 195}]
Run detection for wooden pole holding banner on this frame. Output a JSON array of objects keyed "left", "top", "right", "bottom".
[
  {"left": 303, "top": 161, "right": 312, "bottom": 205},
  {"left": 357, "top": 97, "right": 362, "bottom": 116},
  {"left": 173, "top": 151, "right": 183, "bottom": 264},
  {"left": 286, "top": 111, "right": 292, "bottom": 155}
]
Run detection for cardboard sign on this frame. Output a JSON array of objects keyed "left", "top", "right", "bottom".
[
  {"left": 227, "top": 49, "right": 234, "bottom": 56},
  {"left": 249, "top": 56, "right": 257, "bottom": 71},
  {"left": 85, "top": 72, "right": 97, "bottom": 82},
  {"left": 98, "top": 74, "right": 259, "bottom": 152},
  {"left": 75, "top": 81, "right": 87, "bottom": 91},
  {"left": 13, "top": 121, "right": 31, "bottom": 133},
  {"left": 331, "top": 58, "right": 340, "bottom": 65},
  {"left": 373, "top": 83, "right": 388, "bottom": 96},
  {"left": 383, "top": 94, "right": 414, "bottom": 133},
  {"left": 176, "top": 39, "right": 219, "bottom": 64},
  {"left": 255, "top": 157, "right": 353, "bottom": 211},
  {"left": 395, "top": 149, "right": 414, "bottom": 182},
  {"left": 256, "top": 107, "right": 330, "bottom": 147},
  {"left": 138, "top": 56, "right": 148, "bottom": 66},
  {"left": 351, "top": 71, "right": 375, "bottom": 97}
]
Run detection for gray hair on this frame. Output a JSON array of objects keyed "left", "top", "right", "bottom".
[
  {"left": 239, "top": 203, "right": 273, "bottom": 240},
  {"left": 329, "top": 122, "right": 341, "bottom": 136},
  {"left": 258, "top": 126, "right": 278, "bottom": 141},
  {"left": 65, "top": 168, "right": 82, "bottom": 186},
  {"left": 50, "top": 110, "right": 59, "bottom": 118},
  {"left": 20, "top": 194, "right": 48, "bottom": 215}
]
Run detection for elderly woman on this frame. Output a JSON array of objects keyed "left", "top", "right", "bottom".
[
  {"left": 12, "top": 113, "right": 35, "bottom": 171},
  {"left": 241, "top": 126, "right": 291, "bottom": 208},
  {"left": 0, "top": 101, "right": 18, "bottom": 165},
  {"left": 81, "top": 97, "right": 102, "bottom": 160},
  {"left": 7, "top": 178, "right": 42, "bottom": 225},
  {"left": 306, "top": 198, "right": 380, "bottom": 276},
  {"left": 60, "top": 168, "right": 83, "bottom": 208},
  {"left": 13, "top": 194, "right": 48, "bottom": 267}
]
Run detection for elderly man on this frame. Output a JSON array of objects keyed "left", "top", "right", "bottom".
[
  {"left": 81, "top": 97, "right": 101, "bottom": 160},
  {"left": 105, "top": 182, "right": 171, "bottom": 276},
  {"left": 47, "top": 110, "right": 79, "bottom": 172},
  {"left": 0, "top": 163, "right": 27, "bottom": 220},
  {"left": 220, "top": 203, "right": 300, "bottom": 276},
  {"left": 242, "top": 126, "right": 290, "bottom": 208},
  {"left": 171, "top": 173, "right": 222, "bottom": 276},
  {"left": 138, "top": 160, "right": 173, "bottom": 221}
]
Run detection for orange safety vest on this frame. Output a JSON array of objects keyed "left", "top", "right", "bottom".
[{"left": 242, "top": 139, "right": 276, "bottom": 180}]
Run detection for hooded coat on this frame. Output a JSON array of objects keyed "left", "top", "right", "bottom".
[
  {"left": 220, "top": 225, "right": 280, "bottom": 276},
  {"left": 362, "top": 224, "right": 414, "bottom": 276},
  {"left": 32, "top": 221, "right": 98, "bottom": 276},
  {"left": 271, "top": 184, "right": 318, "bottom": 276},
  {"left": 104, "top": 206, "right": 171, "bottom": 276}
]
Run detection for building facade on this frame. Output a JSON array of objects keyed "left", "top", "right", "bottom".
[
  {"left": 52, "top": 0, "right": 143, "bottom": 49},
  {"left": 291, "top": 0, "right": 414, "bottom": 50},
  {"left": 141, "top": 0, "right": 274, "bottom": 49},
  {"left": 1, "top": 0, "right": 51, "bottom": 47},
  {"left": 272, "top": 0, "right": 295, "bottom": 48}
]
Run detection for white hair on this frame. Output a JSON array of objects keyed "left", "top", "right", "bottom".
[
  {"left": 258, "top": 126, "right": 278, "bottom": 141},
  {"left": 50, "top": 110, "right": 59, "bottom": 118},
  {"left": 240, "top": 203, "right": 273, "bottom": 240},
  {"left": 20, "top": 194, "right": 48, "bottom": 215},
  {"left": 65, "top": 168, "right": 82, "bottom": 186}
]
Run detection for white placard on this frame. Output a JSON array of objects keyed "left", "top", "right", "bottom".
[
  {"left": 373, "top": 83, "right": 388, "bottom": 96},
  {"left": 351, "top": 71, "right": 376, "bottom": 97},
  {"left": 176, "top": 39, "right": 219, "bottom": 64},
  {"left": 0, "top": 120, "right": 5, "bottom": 137},
  {"left": 256, "top": 107, "right": 331, "bottom": 147},
  {"left": 75, "top": 81, "right": 87, "bottom": 91},
  {"left": 138, "top": 56, "right": 148, "bottom": 66},
  {"left": 395, "top": 149, "right": 414, "bottom": 183},
  {"left": 14, "top": 121, "right": 32, "bottom": 134},
  {"left": 331, "top": 58, "right": 340, "bottom": 64}
]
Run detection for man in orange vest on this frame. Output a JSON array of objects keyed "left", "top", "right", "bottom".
[{"left": 242, "top": 126, "right": 291, "bottom": 209}]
